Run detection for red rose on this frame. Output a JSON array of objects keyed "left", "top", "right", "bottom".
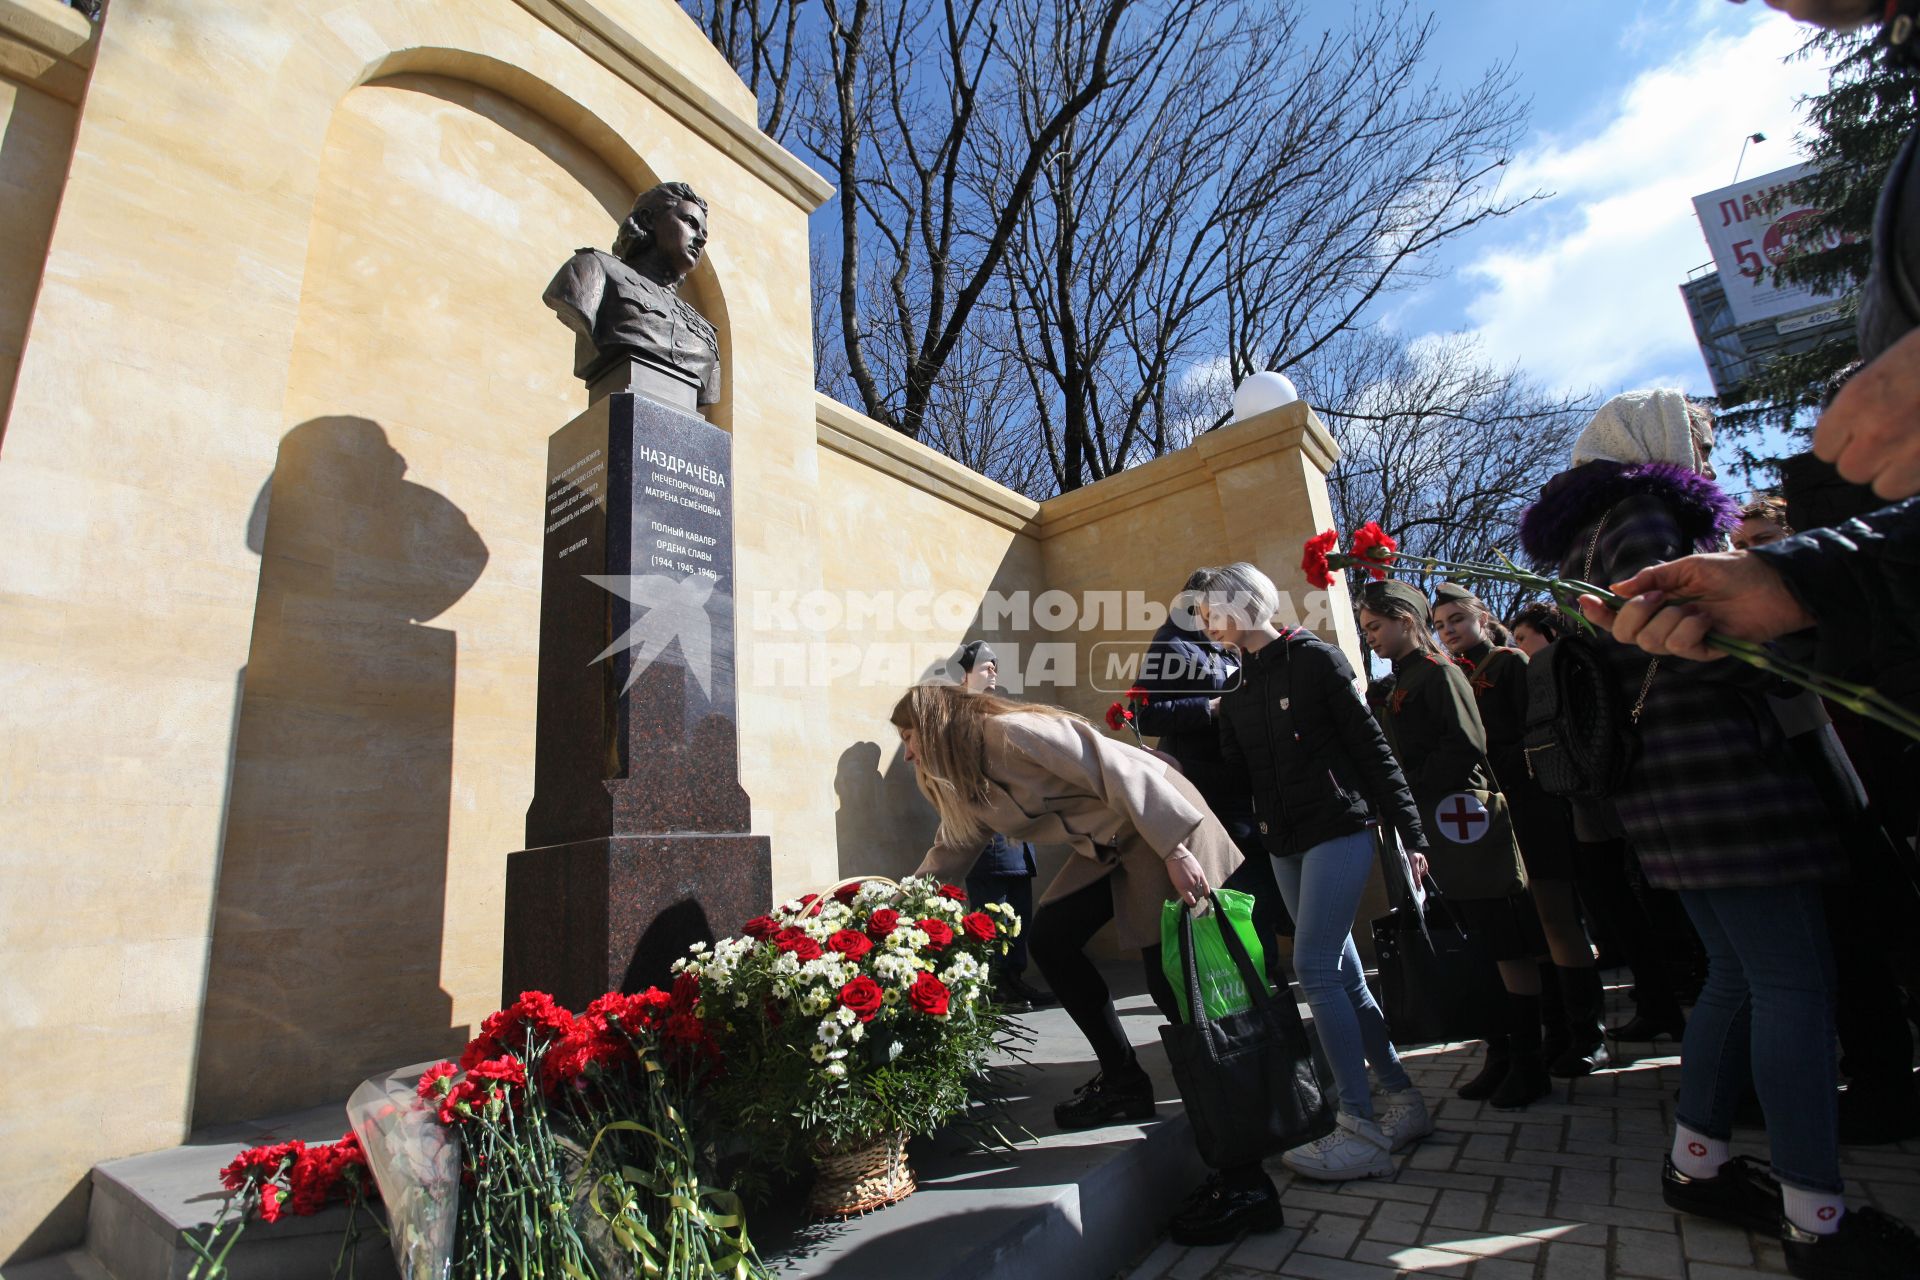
[
  {"left": 1348, "top": 522, "right": 1397, "bottom": 579},
  {"left": 961, "top": 911, "right": 997, "bottom": 944},
  {"left": 839, "top": 975, "right": 885, "bottom": 1022},
  {"left": 1301, "top": 528, "right": 1338, "bottom": 590},
  {"left": 917, "top": 918, "right": 955, "bottom": 951},
  {"left": 834, "top": 881, "right": 863, "bottom": 904},
  {"left": 742, "top": 915, "right": 779, "bottom": 941},
  {"left": 908, "top": 971, "right": 951, "bottom": 1017},
  {"left": 828, "top": 929, "right": 874, "bottom": 960},
  {"left": 772, "top": 927, "right": 823, "bottom": 961},
  {"left": 415, "top": 1062, "right": 457, "bottom": 1100},
  {"left": 939, "top": 884, "right": 967, "bottom": 902},
  {"left": 867, "top": 908, "right": 901, "bottom": 940}
]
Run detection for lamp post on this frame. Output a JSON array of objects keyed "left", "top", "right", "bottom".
[{"left": 1733, "top": 131, "right": 1767, "bottom": 183}]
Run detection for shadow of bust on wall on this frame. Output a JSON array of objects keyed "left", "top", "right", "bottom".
[{"left": 193, "top": 416, "right": 488, "bottom": 1126}]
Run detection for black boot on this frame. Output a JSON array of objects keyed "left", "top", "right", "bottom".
[
  {"left": 1784, "top": 1206, "right": 1920, "bottom": 1279},
  {"left": 1457, "top": 1036, "right": 1512, "bottom": 1101},
  {"left": 1054, "top": 1064, "right": 1154, "bottom": 1130},
  {"left": 1551, "top": 965, "right": 1612, "bottom": 1078},
  {"left": 1168, "top": 1164, "right": 1283, "bottom": 1246},
  {"left": 1539, "top": 960, "right": 1571, "bottom": 1066},
  {"left": 1490, "top": 993, "right": 1552, "bottom": 1111}
]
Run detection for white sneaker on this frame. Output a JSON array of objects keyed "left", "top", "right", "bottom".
[
  {"left": 1281, "top": 1111, "right": 1395, "bottom": 1181},
  {"left": 1376, "top": 1088, "right": 1434, "bottom": 1153}
]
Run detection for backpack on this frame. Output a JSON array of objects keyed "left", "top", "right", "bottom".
[{"left": 1519, "top": 507, "right": 1659, "bottom": 799}]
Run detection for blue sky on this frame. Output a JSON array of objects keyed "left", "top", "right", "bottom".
[{"left": 1360, "top": 0, "right": 1832, "bottom": 404}]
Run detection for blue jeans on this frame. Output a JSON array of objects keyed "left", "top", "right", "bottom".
[
  {"left": 1272, "top": 830, "right": 1413, "bottom": 1119},
  {"left": 1676, "top": 885, "right": 1842, "bottom": 1194}
]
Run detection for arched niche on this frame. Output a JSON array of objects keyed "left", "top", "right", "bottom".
[{"left": 194, "top": 65, "right": 732, "bottom": 1122}]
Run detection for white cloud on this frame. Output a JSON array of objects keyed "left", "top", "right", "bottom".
[{"left": 1444, "top": 8, "right": 1831, "bottom": 398}]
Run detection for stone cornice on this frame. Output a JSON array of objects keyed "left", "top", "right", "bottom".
[
  {"left": 511, "top": 0, "right": 833, "bottom": 213},
  {"left": 0, "top": 0, "right": 95, "bottom": 104},
  {"left": 814, "top": 394, "right": 1040, "bottom": 536}
]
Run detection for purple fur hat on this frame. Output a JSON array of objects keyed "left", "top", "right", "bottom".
[{"left": 1518, "top": 460, "right": 1740, "bottom": 570}]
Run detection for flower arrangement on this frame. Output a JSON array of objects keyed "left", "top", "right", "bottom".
[
  {"left": 1306, "top": 521, "right": 1920, "bottom": 744},
  {"left": 192, "top": 985, "right": 764, "bottom": 1280},
  {"left": 675, "top": 877, "right": 1019, "bottom": 1186}
]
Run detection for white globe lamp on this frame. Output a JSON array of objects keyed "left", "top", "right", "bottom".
[{"left": 1231, "top": 370, "right": 1300, "bottom": 422}]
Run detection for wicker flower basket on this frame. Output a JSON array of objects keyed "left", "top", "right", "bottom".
[{"left": 807, "top": 1130, "right": 915, "bottom": 1219}]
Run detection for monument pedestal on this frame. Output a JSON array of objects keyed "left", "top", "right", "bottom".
[
  {"left": 503, "top": 834, "right": 768, "bottom": 1011},
  {"left": 502, "top": 389, "right": 771, "bottom": 1004}
]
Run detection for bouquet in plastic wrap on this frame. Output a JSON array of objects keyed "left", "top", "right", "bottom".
[{"left": 347, "top": 1065, "right": 460, "bottom": 1279}]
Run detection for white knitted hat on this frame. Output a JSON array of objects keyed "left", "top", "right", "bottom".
[{"left": 1571, "top": 388, "right": 1700, "bottom": 469}]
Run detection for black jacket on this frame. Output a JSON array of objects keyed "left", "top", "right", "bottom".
[
  {"left": 1218, "top": 628, "right": 1428, "bottom": 857},
  {"left": 1131, "top": 620, "right": 1252, "bottom": 825},
  {"left": 1753, "top": 495, "right": 1920, "bottom": 714}
]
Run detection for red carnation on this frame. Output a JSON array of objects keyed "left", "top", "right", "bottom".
[
  {"left": 415, "top": 1062, "right": 457, "bottom": 1100},
  {"left": 466, "top": 1054, "right": 527, "bottom": 1090},
  {"left": 907, "top": 971, "right": 951, "bottom": 1017},
  {"left": 1104, "top": 701, "right": 1127, "bottom": 731},
  {"left": 961, "top": 911, "right": 997, "bottom": 944},
  {"left": 257, "top": 1183, "right": 286, "bottom": 1224},
  {"left": 938, "top": 884, "right": 967, "bottom": 902},
  {"left": 828, "top": 929, "right": 874, "bottom": 960},
  {"left": 219, "top": 1139, "right": 303, "bottom": 1193},
  {"left": 589, "top": 987, "right": 672, "bottom": 1030},
  {"left": 672, "top": 970, "right": 703, "bottom": 1012},
  {"left": 741, "top": 915, "right": 779, "bottom": 941},
  {"left": 1124, "top": 684, "right": 1150, "bottom": 706},
  {"left": 1348, "top": 522, "right": 1397, "bottom": 579},
  {"left": 867, "top": 908, "right": 901, "bottom": 940},
  {"left": 436, "top": 1079, "right": 481, "bottom": 1125},
  {"left": 839, "top": 975, "right": 885, "bottom": 1022},
  {"left": 1302, "top": 528, "right": 1338, "bottom": 590},
  {"left": 917, "top": 918, "right": 955, "bottom": 952}
]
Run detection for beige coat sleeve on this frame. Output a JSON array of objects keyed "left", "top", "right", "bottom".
[
  {"left": 912, "top": 829, "right": 980, "bottom": 885},
  {"left": 999, "top": 713, "right": 1207, "bottom": 860}
]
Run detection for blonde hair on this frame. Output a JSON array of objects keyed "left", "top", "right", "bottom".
[
  {"left": 1186, "top": 561, "right": 1280, "bottom": 628},
  {"left": 889, "top": 684, "right": 1082, "bottom": 849}
]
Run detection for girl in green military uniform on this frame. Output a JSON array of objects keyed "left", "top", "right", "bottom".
[
  {"left": 1357, "top": 580, "right": 1550, "bottom": 1111},
  {"left": 1432, "top": 583, "right": 1609, "bottom": 1079}
]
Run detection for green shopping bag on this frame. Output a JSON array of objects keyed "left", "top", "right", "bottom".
[{"left": 1160, "top": 888, "right": 1269, "bottom": 1022}]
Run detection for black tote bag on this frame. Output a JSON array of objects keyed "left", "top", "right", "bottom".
[
  {"left": 1369, "top": 885, "right": 1507, "bottom": 1046},
  {"left": 1158, "top": 893, "right": 1335, "bottom": 1169}
]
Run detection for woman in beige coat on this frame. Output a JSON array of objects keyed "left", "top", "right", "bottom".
[{"left": 894, "top": 684, "right": 1272, "bottom": 1241}]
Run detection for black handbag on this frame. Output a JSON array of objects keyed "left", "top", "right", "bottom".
[
  {"left": 1369, "top": 885, "right": 1507, "bottom": 1046},
  {"left": 1158, "top": 893, "right": 1334, "bottom": 1169}
]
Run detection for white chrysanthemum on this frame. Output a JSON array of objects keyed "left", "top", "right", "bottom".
[
  {"left": 835, "top": 1005, "right": 857, "bottom": 1026},
  {"left": 847, "top": 1021, "right": 865, "bottom": 1041},
  {"left": 825, "top": 1061, "right": 846, "bottom": 1078},
  {"left": 816, "top": 1018, "right": 843, "bottom": 1044},
  {"left": 810, "top": 1043, "right": 830, "bottom": 1063},
  {"left": 855, "top": 882, "right": 894, "bottom": 907},
  {"left": 774, "top": 952, "right": 801, "bottom": 975}
]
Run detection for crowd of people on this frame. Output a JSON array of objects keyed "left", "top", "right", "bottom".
[{"left": 883, "top": 2, "right": 1920, "bottom": 1275}]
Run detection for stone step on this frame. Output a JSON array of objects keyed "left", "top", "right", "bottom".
[
  {"left": 754, "top": 983, "right": 1210, "bottom": 1280},
  {"left": 0, "top": 1249, "right": 117, "bottom": 1280},
  {"left": 75, "top": 966, "right": 1240, "bottom": 1280},
  {"left": 86, "top": 1104, "right": 395, "bottom": 1280}
]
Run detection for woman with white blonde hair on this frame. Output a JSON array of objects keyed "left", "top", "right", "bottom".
[
  {"left": 891, "top": 683, "right": 1272, "bottom": 1245},
  {"left": 1192, "top": 562, "right": 1438, "bottom": 1182}
]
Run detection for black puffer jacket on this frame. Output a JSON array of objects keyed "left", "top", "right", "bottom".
[{"left": 1218, "top": 628, "right": 1429, "bottom": 857}]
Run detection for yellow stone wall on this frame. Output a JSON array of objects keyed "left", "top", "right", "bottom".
[
  {"left": 0, "top": 0, "right": 832, "bottom": 1258},
  {"left": 0, "top": 0, "right": 1350, "bottom": 1260},
  {"left": 0, "top": 0, "right": 92, "bottom": 438}
]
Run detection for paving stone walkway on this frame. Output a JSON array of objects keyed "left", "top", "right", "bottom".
[{"left": 1120, "top": 975, "right": 1920, "bottom": 1279}]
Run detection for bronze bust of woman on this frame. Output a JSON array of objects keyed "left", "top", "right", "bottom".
[{"left": 543, "top": 181, "right": 721, "bottom": 410}]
